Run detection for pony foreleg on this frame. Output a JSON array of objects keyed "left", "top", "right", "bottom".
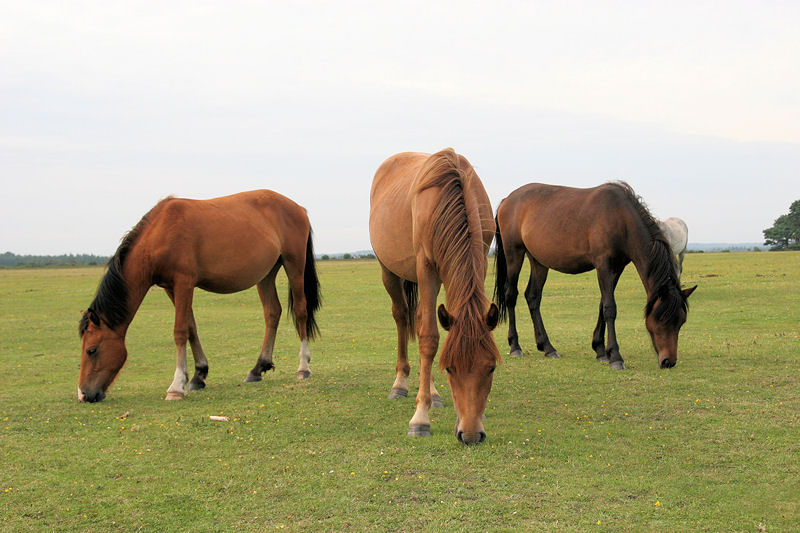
[
  {"left": 409, "top": 333, "right": 438, "bottom": 436},
  {"left": 186, "top": 309, "right": 209, "bottom": 391},
  {"left": 166, "top": 345, "right": 189, "bottom": 400},
  {"left": 597, "top": 268, "right": 625, "bottom": 370},
  {"left": 591, "top": 301, "right": 608, "bottom": 361},
  {"left": 166, "top": 285, "right": 194, "bottom": 400}
]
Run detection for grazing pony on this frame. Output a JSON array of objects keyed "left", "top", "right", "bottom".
[
  {"left": 494, "top": 182, "right": 696, "bottom": 370},
  {"left": 657, "top": 217, "right": 689, "bottom": 280},
  {"left": 369, "top": 149, "right": 500, "bottom": 444},
  {"left": 78, "top": 190, "right": 321, "bottom": 402}
]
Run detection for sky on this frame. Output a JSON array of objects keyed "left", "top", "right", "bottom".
[{"left": 2, "top": 1, "right": 799, "bottom": 255}]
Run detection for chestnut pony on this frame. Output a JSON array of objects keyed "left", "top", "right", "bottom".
[
  {"left": 369, "top": 149, "right": 500, "bottom": 445},
  {"left": 78, "top": 190, "right": 321, "bottom": 402},
  {"left": 494, "top": 182, "right": 696, "bottom": 370}
]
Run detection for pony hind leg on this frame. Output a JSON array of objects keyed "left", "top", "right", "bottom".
[
  {"left": 502, "top": 245, "right": 526, "bottom": 357},
  {"left": 524, "top": 259, "right": 560, "bottom": 358},
  {"left": 245, "top": 266, "right": 282, "bottom": 382},
  {"left": 381, "top": 266, "right": 413, "bottom": 400},
  {"left": 283, "top": 255, "right": 313, "bottom": 380}
]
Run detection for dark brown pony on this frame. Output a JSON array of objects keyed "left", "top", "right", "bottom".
[
  {"left": 494, "top": 182, "right": 696, "bottom": 370},
  {"left": 78, "top": 190, "right": 321, "bottom": 402},
  {"left": 369, "top": 148, "right": 500, "bottom": 445}
]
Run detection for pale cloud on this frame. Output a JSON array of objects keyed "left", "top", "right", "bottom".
[{"left": 1, "top": 1, "right": 799, "bottom": 254}]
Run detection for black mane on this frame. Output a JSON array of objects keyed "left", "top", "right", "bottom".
[
  {"left": 610, "top": 182, "right": 688, "bottom": 325},
  {"left": 78, "top": 208, "right": 155, "bottom": 336}
]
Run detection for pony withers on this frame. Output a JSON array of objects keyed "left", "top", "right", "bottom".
[
  {"left": 78, "top": 190, "right": 321, "bottom": 402},
  {"left": 370, "top": 148, "right": 500, "bottom": 445},
  {"left": 494, "top": 182, "right": 696, "bottom": 370}
]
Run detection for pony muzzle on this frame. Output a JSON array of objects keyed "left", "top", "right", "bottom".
[
  {"left": 454, "top": 416, "right": 487, "bottom": 445},
  {"left": 78, "top": 386, "right": 106, "bottom": 403}
]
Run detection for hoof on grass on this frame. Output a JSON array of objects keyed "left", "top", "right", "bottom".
[
  {"left": 388, "top": 388, "right": 408, "bottom": 399},
  {"left": 545, "top": 350, "right": 561, "bottom": 359},
  {"left": 431, "top": 394, "right": 444, "bottom": 409},
  {"left": 187, "top": 380, "right": 205, "bottom": 391},
  {"left": 408, "top": 424, "right": 431, "bottom": 437},
  {"left": 609, "top": 360, "right": 626, "bottom": 370},
  {"left": 509, "top": 349, "right": 524, "bottom": 357},
  {"left": 244, "top": 373, "right": 262, "bottom": 383},
  {"left": 165, "top": 391, "right": 184, "bottom": 401},
  {"left": 596, "top": 355, "right": 610, "bottom": 363},
  {"left": 297, "top": 370, "right": 311, "bottom": 380}
]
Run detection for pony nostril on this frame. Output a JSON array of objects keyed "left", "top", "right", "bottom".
[
  {"left": 457, "top": 431, "right": 464, "bottom": 443},
  {"left": 478, "top": 431, "right": 486, "bottom": 443},
  {"left": 660, "top": 359, "right": 675, "bottom": 369}
]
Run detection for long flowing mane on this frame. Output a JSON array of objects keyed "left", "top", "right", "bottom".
[
  {"left": 414, "top": 149, "right": 499, "bottom": 371},
  {"left": 610, "top": 182, "right": 688, "bottom": 325},
  {"left": 78, "top": 200, "right": 166, "bottom": 336}
]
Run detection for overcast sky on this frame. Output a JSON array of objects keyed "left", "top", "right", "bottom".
[{"left": 2, "top": 1, "right": 799, "bottom": 255}]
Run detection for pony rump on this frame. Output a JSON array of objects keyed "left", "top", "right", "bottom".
[{"left": 413, "top": 148, "right": 499, "bottom": 373}]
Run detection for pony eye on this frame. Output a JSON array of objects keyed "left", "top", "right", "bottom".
[
  {"left": 87, "top": 347, "right": 98, "bottom": 357},
  {"left": 488, "top": 365, "right": 496, "bottom": 374},
  {"left": 445, "top": 368, "right": 453, "bottom": 374}
]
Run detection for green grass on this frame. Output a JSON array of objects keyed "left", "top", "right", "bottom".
[{"left": 1, "top": 252, "right": 798, "bottom": 531}]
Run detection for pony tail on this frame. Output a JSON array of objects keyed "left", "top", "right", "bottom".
[
  {"left": 492, "top": 214, "right": 509, "bottom": 322},
  {"left": 414, "top": 147, "right": 464, "bottom": 193},
  {"left": 289, "top": 228, "right": 322, "bottom": 340},
  {"left": 403, "top": 280, "right": 418, "bottom": 341},
  {"left": 302, "top": 228, "right": 322, "bottom": 339}
]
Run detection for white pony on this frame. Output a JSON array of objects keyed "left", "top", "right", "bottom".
[{"left": 657, "top": 217, "right": 689, "bottom": 280}]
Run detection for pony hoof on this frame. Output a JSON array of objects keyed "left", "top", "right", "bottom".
[
  {"left": 431, "top": 395, "right": 444, "bottom": 409},
  {"left": 509, "top": 349, "right": 524, "bottom": 357},
  {"left": 408, "top": 424, "right": 431, "bottom": 437},
  {"left": 244, "top": 373, "right": 262, "bottom": 383},
  {"left": 165, "top": 391, "right": 185, "bottom": 401},
  {"left": 609, "top": 360, "right": 626, "bottom": 370},
  {"left": 388, "top": 388, "right": 408, "bottom": 399},
  {"left": 545, "top": 350, "right": 561, "bottom": 358},
  {"left": 596, "top": 355, "right": 610, "bottom": 363},
  {"left": 297, "top": 370, "right": 311, "bottom": 380},
  {"left": 187, "top": 381, "right": 206, "bottom": 391}
]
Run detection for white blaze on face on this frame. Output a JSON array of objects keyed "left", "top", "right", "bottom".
[{"left": 77, "top": 386, "right": 85, "bottom": 402}]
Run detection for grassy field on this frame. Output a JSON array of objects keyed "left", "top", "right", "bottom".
[{"left": 1, "top": 252, "right": 798, "bottom": 531}]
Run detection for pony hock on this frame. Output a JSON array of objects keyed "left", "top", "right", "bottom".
[
  {"left": 78, "top": 190, "right": 321, "bottom": 402},
  {"left": 493, "top": 182, "right": 696, "bottom": 370},
  {"left": 370, "top": 148, "right": 500, "bottom": 444}
]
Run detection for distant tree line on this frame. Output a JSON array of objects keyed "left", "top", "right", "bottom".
[
  {"left": 318, "top": 253, "right": 376, "bottom": 260},
  {"left": 763, "top": 200, "right": 800, "bottom": 251},
  {"left": 0, "top": 252, "right": 110, "bottom": 267}
]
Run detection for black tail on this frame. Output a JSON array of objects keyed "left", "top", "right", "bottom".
[
  {"left": 289, "top": 229, "right": 322, "bottom": 339},
  {"left": 403, "top": 280, "right": 418, "bottom": 341},
  {"left": 492, "top": 214, "right": 509, "bottom": 322}
]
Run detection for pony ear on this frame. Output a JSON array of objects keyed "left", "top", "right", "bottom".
[
  {"left": 486, "top": 303, "right": 499, "bottom": 331},
  {"left": 86, "top": 308, "right": 100, "bottom": 326},
  {"left": 437, "top": 304, "right": 452, "bottom": 331},
  {"left": 682, "top": 285, "right": 697, "bottom": 298}
]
